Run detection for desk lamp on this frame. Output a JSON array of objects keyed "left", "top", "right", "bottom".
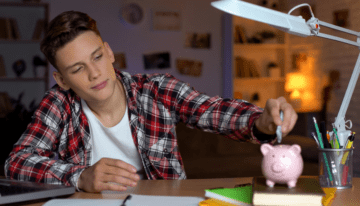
[{"left": 211, "top": 0, "right": 360, "bottom": 147}]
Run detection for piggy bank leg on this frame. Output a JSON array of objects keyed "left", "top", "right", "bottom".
[
  {"left": 266, "top": 179, "right": 275, "bottom": 187},
  {"left": 287, "top": 180, "right": 297, "bottom": 188}
]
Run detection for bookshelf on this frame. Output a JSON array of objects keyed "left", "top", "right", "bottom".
[
  {"left": 229, "top": 0, "right": 290, "bottom": 108},
  {"left": 0, "top": 2, "right": 49, "bottom": 114}
]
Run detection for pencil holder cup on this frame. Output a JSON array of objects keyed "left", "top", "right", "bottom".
[{"left": 318, "top": 148, "right": 353, "bottom": 189}]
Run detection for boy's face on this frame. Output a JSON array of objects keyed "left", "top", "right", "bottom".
[{"left": 53, "top": 31, "right": 117, "bottom": 103}]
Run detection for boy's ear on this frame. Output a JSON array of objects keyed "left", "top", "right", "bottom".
[
  {"left": 53, "top": 71, "right": 70, "bottom": 90},
  {"left": 104, "top": 42, "right": 115, "bottom": 63}
]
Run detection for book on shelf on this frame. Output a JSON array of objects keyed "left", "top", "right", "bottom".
[
  {"left": 234, "top": 25, "right": 247, "bottom": 44},
  {"left": 235, "top": 57, "right": 260, "bottom": 78},
  {"left": 9, "top": 18, "right": 20, "bottom": 39},
  {"left": 0, "top": 18, "right": 10, "bottom": 39},
  {"left": 32, "top": 19, "right": 45, "bottom": 40},
  {"left": 204, "top": 183, "right": 253, "bottom": 206},
  {"left": 0, "top": 18, "right": 20, "bottom": 40},
  {"left": 0, "top": 92, "right": 13, "bottom": 118},
  {"left": 252, "top": 176, "right": 325, "bottom": 206},
  {"left": 0, "top": 55, "right": 5, "bottom": 77}
]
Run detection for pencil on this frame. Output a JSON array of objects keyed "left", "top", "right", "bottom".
[{"left": 313, "top": 117, "right": 334, "bottom": 183}]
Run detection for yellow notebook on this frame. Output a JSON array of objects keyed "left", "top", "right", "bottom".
[
  {"left": 199, "top": 198, "right": 240, "bottom": 206},
  {"left": 322, "top": 187, "right": 337, "bottom": 206}
]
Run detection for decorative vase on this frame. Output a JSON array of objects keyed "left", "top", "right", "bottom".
[{"left": 12, "top": 59, "right": 26, "bottom": 78}]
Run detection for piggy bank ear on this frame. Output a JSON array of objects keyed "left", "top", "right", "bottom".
[
  {"left": 289, "top": 144, "right": 302, "bottom": 155},
  {"left": 260, "top": 143, "right": 273, "bottom": 155}
]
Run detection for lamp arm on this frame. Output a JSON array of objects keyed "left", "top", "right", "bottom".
[
  {"left": 306, "top": 17, "right": 360, "bottom": 146},
  {"left": 308, "top": 18, "right": 360, "bottom": 47},
  {"left": 332, "top": 53, "right": 360, "bottom": 147}
]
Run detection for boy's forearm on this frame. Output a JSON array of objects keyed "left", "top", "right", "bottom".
[{"left": 5, "top": 151, "right": 86, "bottom": 190}]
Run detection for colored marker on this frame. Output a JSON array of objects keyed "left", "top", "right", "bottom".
[
  {"left": 341, "top": 132, "right": 355, "bottom": 165},
  {"left": 332, "top": 127, "right": 341, "bottom": 149},
  {"left": 313, "top": 117, "right": 333, "bottom": 183},
  {"left": 276, "top": 110, "right": 284, "bottom": 143}
]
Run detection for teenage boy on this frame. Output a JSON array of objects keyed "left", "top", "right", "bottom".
[{"left": 5, "top": 11, "right": 297, "bottom": 193}]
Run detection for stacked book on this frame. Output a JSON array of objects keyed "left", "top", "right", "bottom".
[
  {"left": 201, "top": 183, "right": 253, "bottom": 206},
  {"left": 252, "top": 177, "right": 325, "bottom": 206},
  {"left": 201, "top": 177, "right": 328, "bottom": 206}
]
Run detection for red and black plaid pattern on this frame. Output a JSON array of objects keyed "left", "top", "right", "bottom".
[{"left": 5, "top": 69, "right": 271, "bottom": 190}]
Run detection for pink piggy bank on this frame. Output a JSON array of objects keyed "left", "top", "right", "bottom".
[{"left": 260, "top": 144, "right": 303, "bottom": 188}]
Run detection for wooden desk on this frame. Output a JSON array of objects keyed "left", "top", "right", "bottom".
[{"left": 19, "top": 177, "right": 360, "bottom": 206}]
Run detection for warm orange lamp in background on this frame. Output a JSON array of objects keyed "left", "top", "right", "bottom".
[
  {"left": 285, "top": 70, "right": 320, "bottom": 112},
  {"left": 285, "top": 72, "right": 306, "bottom": 110}
]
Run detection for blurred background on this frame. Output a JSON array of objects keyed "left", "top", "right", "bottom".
[{"left": 0, "top": 0, "right": 359, "bottom": 179}]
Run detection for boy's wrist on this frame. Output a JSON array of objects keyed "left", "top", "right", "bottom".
[{"left": 253, "top": 123, "right": 276, "bottom": 143}]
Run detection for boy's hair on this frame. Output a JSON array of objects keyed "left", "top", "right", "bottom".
[{"left": 40, "top": 11, "right": 102, "bottom": 70}]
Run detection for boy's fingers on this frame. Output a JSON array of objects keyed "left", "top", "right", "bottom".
[{"left": 103, "top": 158, "right": 137, "bottom": 173}]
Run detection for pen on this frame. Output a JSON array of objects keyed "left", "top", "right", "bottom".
[
  {"left": 313, "top": 117, "right": 324, "bottom": 148},
  {"left": 345, "top": 132, "right": 355, "bottom": 149},
  {"left": 311, "top": 132, "right": 320, "bottom": 147},
  {"left": 276, "top": 110, "right": 284, "bottom": 143},
  {"left": 341, "top": 132, "right": 355, "bottom": 165},
  {"left": 320, "top": 121, "right": 331, "bottom": 148},
  {"left": 121, "top": 195, "right": 132, "bottom": 206},
  {"left": 327, "top": 131, "right": 334, "bottom": 148},
  {"left": 332, "top": 127, "right": 341, "bottom": 149},
  {"left": 313, "top": 118, "right": 334, "bottom": 184},
  {"left": 330, "top": 157, "right": 340, "bottom": 186},
  {"left": 341, "top": 157, "right": 349, "bottom": 186}
]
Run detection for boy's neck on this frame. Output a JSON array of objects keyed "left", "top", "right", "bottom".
[{"left": 85, "top": 79, "right": 127, "bottom": 127}]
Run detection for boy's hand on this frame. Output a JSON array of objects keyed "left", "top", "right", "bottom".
[
  {"left": 255, "top": 96, "right": 297, "bottom": 137},
  {"left": 78, "top": 158, "right": 140, "bottom": 192}
]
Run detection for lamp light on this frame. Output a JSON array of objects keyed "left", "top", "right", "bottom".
[
  {"left": 285, "top": 72, "right": 308, "bottom": 110},
  {"left": 211, "top": 0, "right": 360, "bottom": 147},
  {"left": 285, "top": 72, "right": 308, "bottom": 92}
]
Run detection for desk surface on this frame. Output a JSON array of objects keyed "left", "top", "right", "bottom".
[{"left": 20, "top": 176, "right": 360, "bottom": 206}]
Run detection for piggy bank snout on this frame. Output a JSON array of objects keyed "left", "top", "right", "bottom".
[{"left": 271, "top": 162, "right": 285, "bottom": 173}]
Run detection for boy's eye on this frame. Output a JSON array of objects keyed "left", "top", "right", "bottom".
[
  {"left": 72, "top": 66, "right": 83, "bottom": 74},
  {"left": 95, "top": 54, "right": 103, "bottom": 60}
]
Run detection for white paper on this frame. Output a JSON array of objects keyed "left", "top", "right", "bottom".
[{"left": 43, "top": 194, "right": 205, "bottom": 206}]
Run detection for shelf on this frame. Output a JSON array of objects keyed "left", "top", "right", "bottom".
[
  {"left": 0, "top": 77, "right": 46, "bottom": 81},
  {"left": 234, "top": 43, "right": 286, "bottom": 50},
  {"left": 0, "top": 39, "right": 42, "bottom": 43},
  {"left": 0, "top": 2, "right": 48, "bottom": 7},
  {"left": 234, "top": 77, "right": 285, "bottom": 84}
]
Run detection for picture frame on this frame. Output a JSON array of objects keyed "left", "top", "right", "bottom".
[
  {"left": 333, "top": 9, "right": 349, "bottom": 28},
  {"left": 176, "top": 58, "right": 203, "bottom": 77},
  {"left": 113, "top": 53, "right": 127, "bottom": 70},
  {"left": 143, "top": 52, "right": 171, "bottom": 70},
  {"left": 152, "top": 10, "right": 181, "bottom": 31},
  {"left": 184, "top": 32, "right": 211, "bottom": 49}
]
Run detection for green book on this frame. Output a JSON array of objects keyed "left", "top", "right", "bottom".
[{"left": 204, "top": 184, "right": 253, "bottom": 206}]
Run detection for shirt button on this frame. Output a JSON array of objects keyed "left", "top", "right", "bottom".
[{"left": 163, "top": 149, "right": 168, "bottom": 153}]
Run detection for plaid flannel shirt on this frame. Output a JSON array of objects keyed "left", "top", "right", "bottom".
[{"left": 5, "top": 69, "right": 273, "bottom": 190}]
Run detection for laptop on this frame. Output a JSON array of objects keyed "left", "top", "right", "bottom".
[{"left": 0, "top": 178, "right": 75, "bottom": 205}]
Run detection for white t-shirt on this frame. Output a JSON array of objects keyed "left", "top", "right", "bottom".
[{"left": 81, "top": 99, "right": 145, "bottom": 179}]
